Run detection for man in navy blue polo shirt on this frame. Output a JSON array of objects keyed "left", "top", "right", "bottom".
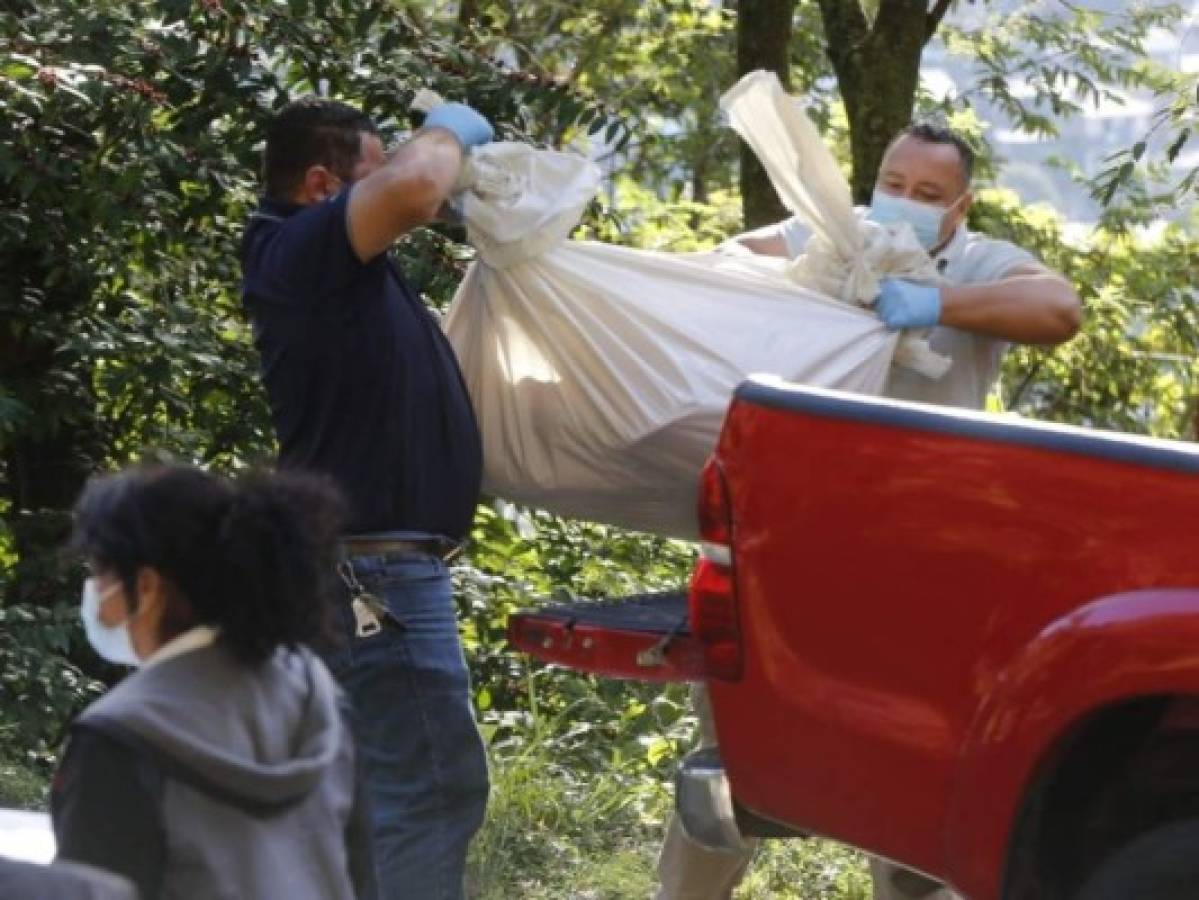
[{"left": 240, "top": 97, "right": 494, "bottom": 900}]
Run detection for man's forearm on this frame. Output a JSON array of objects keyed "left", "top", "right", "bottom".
[
  {"left": 939, "top": 272, "right": 1082, "bottom": 345},
  {"left": 386, "top": 128, "right": 467, "bottom": 218},
  {"left": 346, "top": 129, "right": 465, "bottom": 261}
]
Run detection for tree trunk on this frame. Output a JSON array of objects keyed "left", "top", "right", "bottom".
[
  {"left": 0, "top": 271, "right": 103, "bottom": 605},
  {"left": 736, "top": 0, "right": 796, "bottom": 229},
  {"left": 816, "top": 0, "right": 955, "bottom": 203}
]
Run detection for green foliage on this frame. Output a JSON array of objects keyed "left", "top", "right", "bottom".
[
  {"left": 428, "top": 0, "right": 746, "bottom": 208},
  {"left": 469, "top": 734, "right": 872, "bottom": 899},
  {"left": 922, "top": 1, "right": 1195, "bottom": 211},
  {"left": 584, "top": 178, "right": 744, "bottom": 252},
  {"left": 467, "top": 709, "right": 669, "bottom": 899},
  {"left": 1091, "top": 70, "right": 1198, "bottom": 208},
  {"left": 0, "top": 602, "right": 104, "bottom": 785},
  {"left": 741, "top": 840, "right": 871, "bottom": 900},
  {"left": 940, "top": 3, "right": 1183, "bottom": 138},
  {"left": 971, "top": 189, "right": 1199, "bottom": 436},
  {"left": 0, "top": 754, "right": 47, "bottom": 810}
]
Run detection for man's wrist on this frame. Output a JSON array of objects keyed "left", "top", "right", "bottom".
[{"left": 937, "top": 283, "right": 970, "bottom": 328}]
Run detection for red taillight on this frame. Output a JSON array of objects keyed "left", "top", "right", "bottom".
[
  {"left": 697, "top": 457, "right": 731, "bottom": 546},
  {"left": 690, "top": 458, "right": 743, "bottom": 680}
]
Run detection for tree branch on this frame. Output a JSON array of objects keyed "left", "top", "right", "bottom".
[{"left": 926, "top": 0, "right": 954, "bottom": 39}]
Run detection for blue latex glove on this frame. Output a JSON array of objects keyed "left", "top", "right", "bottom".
[
  {"left": 875, "top": 278, "right": 942, "bottom": 330},
  {"left": 423, "top": 102, "right": 494, "bottom": 149}
]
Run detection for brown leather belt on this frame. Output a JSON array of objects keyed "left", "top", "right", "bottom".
[{"left": 341, "top": 537, "right": 462, "bottom": 562}]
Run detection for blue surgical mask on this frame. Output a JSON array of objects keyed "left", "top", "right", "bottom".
[
  {"left": 80, "top": 577, "right": 140, "bottom": 667},
  {"left": 867, "top": 189, "right": 961, "bottom": 251}
]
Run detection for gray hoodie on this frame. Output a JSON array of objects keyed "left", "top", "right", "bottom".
[
  {"left": 0, "top": 858, "right": 137, "bottom": 900},
  {"left": 53, "top": 640, "right": 373, "bottom": 900}
]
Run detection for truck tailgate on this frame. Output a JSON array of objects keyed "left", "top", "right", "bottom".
[{"left": 508, "top": 591, "right": 706, "bottom": 681}]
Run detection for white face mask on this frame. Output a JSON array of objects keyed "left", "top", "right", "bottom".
[
  {"left": 80, "top": 577, "right": 140, "bottom": 667},
  {"left": 867, "top": 189, "right": 964, "bottom": 251}
]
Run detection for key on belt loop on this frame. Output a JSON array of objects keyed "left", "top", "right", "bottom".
[{"left": 337, "top": 558, "right": 391, "bottom": 637}]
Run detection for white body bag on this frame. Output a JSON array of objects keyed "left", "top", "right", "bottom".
[{"left": 442, "top": 72, "right": 943, "bottom": 539}]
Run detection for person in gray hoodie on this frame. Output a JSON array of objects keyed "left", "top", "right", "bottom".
[{"left": 51, "top": 463, "right": 375, "bottom": 900}]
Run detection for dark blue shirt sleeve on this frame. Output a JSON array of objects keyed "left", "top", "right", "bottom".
[
  {"left": 243, "top": 190, "right": 370, "bottom": 308},
  {"left": 52, "top": 726, "right": 166, "bottom": 900}
]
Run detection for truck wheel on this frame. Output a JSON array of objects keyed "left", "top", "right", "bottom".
[{"left": 1075, "top": 819, "right": 1199, "bottom": 900}]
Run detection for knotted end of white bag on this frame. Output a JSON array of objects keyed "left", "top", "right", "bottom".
[
  {"left": 409, "top": 87, "right": 601, "bottom": 269},
  {"left": 722, "top": 71, "right": 952, "bottom": 380}
]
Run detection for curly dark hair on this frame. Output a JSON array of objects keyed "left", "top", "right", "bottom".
[{"left": 71, "top": 464, "right": 346, "bottom": 665}]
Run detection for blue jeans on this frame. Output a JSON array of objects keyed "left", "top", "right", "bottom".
[{"left": 325, "top": 551, "right": 489, "bottom": 900}]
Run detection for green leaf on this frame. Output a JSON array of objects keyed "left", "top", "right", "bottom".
[{"left": 1167, "top": 130, "right": 1190, "bottom": 163}]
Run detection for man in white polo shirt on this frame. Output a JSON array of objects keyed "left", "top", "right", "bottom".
[
  {"left": 655, "top": 123, "right": 1081, "bottom": 900},
  {"left": 740, "top": 122, "right": 1080, "bottom": 410}
]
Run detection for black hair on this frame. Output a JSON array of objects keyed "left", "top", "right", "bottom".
[
  {"left": 896, "top": 122, "right": 975, "bottom": 187},
  {"left": 263, "top": 97, "right": 378, "bottom": 200},
  {"left": 71, "top": 464, "right": 346, "bottom": 665}
]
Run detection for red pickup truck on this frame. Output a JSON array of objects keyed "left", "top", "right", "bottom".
[{"left": 510, "top": 376, "right": 1199, "bottom": 900}]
